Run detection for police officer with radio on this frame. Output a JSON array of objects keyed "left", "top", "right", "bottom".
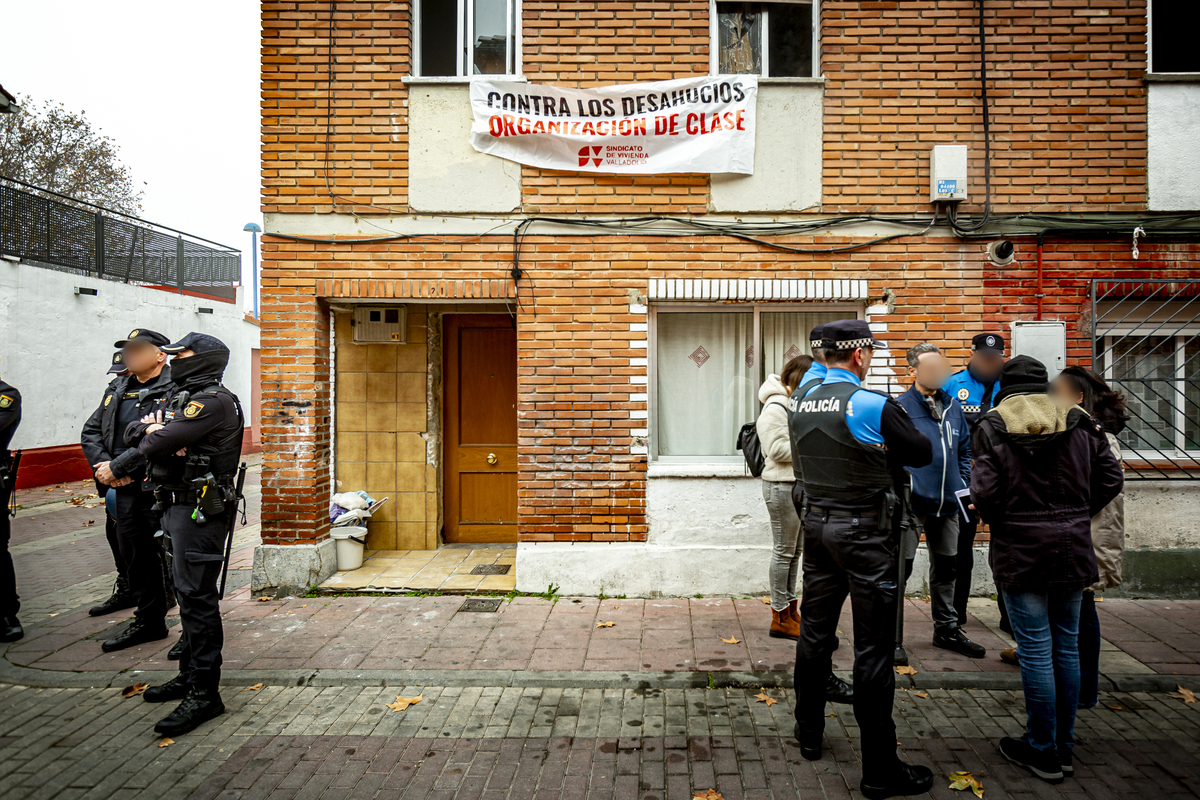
[
  {"left": 125, "top": 333, "right": 244, "bottom": 736},
  {"left": 1, "top": 371, "right": 23, "bottom": 643},
  {"left": 789, "top": 320, "right": 934, "bottom": 799},
  {"left": 943, "top": 333, "right": 1005, "bottom": 630},
  {"left": 81, "top": 330, "right": 176, "bottom": 651}
]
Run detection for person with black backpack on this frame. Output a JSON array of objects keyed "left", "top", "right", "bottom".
[{"left": 754, "top": 355, "right": 810, "bottom": 640}]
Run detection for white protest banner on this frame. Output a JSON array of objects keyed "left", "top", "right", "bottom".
[{"left": 469, "top": 75, "right": 757, "bottom": 175}]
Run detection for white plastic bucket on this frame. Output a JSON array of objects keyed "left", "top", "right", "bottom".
[{"left": 330, "top": 526, "right": 368, "bottom": 571}]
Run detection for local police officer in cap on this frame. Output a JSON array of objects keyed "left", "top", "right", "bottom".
[
  {"left": 124, "top": 332, "right": 244, "bottom": 736},
  {"left": 81, "top": 329, "right": 176, "bottom": 650},
  {"left": 943, "top": 333, "right": 1005, "bottom": 630},
  {"left": 0, "top": 365, "right": 23, "bottom": 643},
  {"left": 789, "top": 319, "right": 934, "bottom": 799}
]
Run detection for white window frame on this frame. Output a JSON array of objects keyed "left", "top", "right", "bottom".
[
  {"left": 413, "top": 0, "right": 523, "bottom": 78},
  {"left": 708, "top": 0, "right": 820, "bottom": 79},
  {"left": 648, "top": 301, "right": 861, "bottom": 463},
  {"left": 1147, "top": 0, "right": 1200, "bottom": 77},
  {"left": 1100, "top": 328, "right": 1200, "bottom": 459}
]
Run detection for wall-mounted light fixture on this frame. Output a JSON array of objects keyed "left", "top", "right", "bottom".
[{"left": 74, "top": 286, "right": 99, "bottom": 296}]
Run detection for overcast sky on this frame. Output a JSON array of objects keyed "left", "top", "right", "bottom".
[{"left": 2, "top": 1, "right": 261, "bottom": 312}]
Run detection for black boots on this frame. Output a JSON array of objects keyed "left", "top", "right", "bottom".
[
  {"left": 825, "top": 674, "right": 855, "bottom": 704},
  {"left": 794, "top": 723, "right": 822, "bottom": 761},
  {"left": 154, "top": 687, "right": 225, "bottom": 736},
  {"left": 0, "top": 616, "right": 22, "bottom": 643},
  {"left": 101, "top": 618, "right": 168, "bottom": 652},
  {"left": 933, "top": 627, "right": 986, "bottom": 658},
  {"left": 143, "top": 674, "right": 189, "bottom": 703},
  {"left": 89, "top": 576, "right": 136, "bottom": 617},
  {"left": 860, "top": 761, "right": 935, "bottom": 799},
  {"left": 167, "top": 638, "right": 186, "bottom": 661}
]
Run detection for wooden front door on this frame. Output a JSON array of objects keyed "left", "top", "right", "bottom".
[{"left": 443, "top": 314, "right": 518, "bottom": 543}]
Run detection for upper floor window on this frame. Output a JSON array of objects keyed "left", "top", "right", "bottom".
[
  {"left": 1149, "top": 0, "right": 1200, "bottom": 74},
  {"left": 712, "top": 2, "right": 816, "bottom": 79},
  {"left": 416, "top": 0, "right": 519, "bottom": 77}
]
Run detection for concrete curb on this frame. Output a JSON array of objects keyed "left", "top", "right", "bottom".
[{"left": 0, "top": 653, "right": 1188, "bottom": 694}]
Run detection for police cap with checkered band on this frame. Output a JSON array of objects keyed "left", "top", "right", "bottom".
[{"left": 820, "top": 319, "right": 886, "bottom": 351}]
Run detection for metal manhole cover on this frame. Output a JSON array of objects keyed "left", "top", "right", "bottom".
[
  {"left": 458, "top": 598, "right": 502, "bottom": 613},
  {"left": 469, "top": 564, "right": 511, "bottom": 575}
]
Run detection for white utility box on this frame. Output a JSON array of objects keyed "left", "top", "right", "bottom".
[
  {"left": 1011, "top": 320, "right": 1067, "bottom": 379},
  {"left": 353, "top": 305, "right": 407, "bottom": 343},
  {"left": 930, "top": 145, "right": 968, "bottom": 203}
]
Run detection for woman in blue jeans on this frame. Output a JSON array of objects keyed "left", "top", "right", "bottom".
[{"left": 971, "top": 357, "right": 1123, "bottom": 784}]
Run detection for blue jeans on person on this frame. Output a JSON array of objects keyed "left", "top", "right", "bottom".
[
  {"left": 1001, "top": 588, "right": 1084, "bottom": 755},
  {"left": 1077, "top": 591, "right": 1102, "bottom": 708}
]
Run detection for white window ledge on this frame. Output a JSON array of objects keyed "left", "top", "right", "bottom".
[
  {"left": 402, "top": 76, "right": 527, "bottom": 85},
  {"left": 1144, "top": 73, "right": 1200, "bottom": 83},
  {"left": 648, "top": 463, "right": 754, "bottom": 478}
]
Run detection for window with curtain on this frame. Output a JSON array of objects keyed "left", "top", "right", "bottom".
[
  {"left": 1107, "top": 335, "right": 1200, "bottom": 455},
  {"left": 715, "top": 2, "right": 816, "bottom": 78},
  {"left": 654, "top": 307, "right": 854, "bottom": 460}
]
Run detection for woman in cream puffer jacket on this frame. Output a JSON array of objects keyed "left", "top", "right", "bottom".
[{"left": 756, "top": 356, "right": 811, "bottom": 640}]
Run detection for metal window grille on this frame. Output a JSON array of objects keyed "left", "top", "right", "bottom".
[
  {"left": 0, "top": 179, "right": 240, "bottom": 301},
  {"left": 1092, "top": 279, "right": 1200, "bottom": 479}
]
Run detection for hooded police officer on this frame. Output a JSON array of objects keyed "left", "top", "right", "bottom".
[
  {"left": 124, "top": 333, "right": 244, "bottom": 736},
  {"left": 81, "top": 331, "right": 176, "bottom": 647},
  {"left": 788, "top": 319, "right": 934, "bottom": 799},
  {"left": 0, "top": 369, "right": 22, "bottom": 643}
]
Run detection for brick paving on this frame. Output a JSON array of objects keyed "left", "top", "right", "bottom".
[{"left": 1, "top": 683, "right": 1197, "bottom": 800}]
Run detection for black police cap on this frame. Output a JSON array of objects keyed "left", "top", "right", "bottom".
[
  {"left": 971, "top": 333, "right": 1005, "bottom": 354},
  {"left": 808, "top": 323, "right": 826, "bottom": 349},
  {"left": 162, "top": 332, "right": 229, "bottom": 355},
  {"left": 113, "top": 328, "right": 170, "bottom": 349},
  {"left": 820, "top": 319, "right": 886, "bottom": 351},
  {"left": 106, "top": 351, "right": 127, "bottom": 374}
]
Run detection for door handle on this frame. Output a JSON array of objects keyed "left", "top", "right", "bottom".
[{"left": 486, "top": 453, "right": 498, "bottom": 465}]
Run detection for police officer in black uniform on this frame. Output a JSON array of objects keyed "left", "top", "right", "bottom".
[
  {"left": 86, "top": 351, "right": 137, "bottom": 617},
  {"left": 82, "top": 330, "right": 176, "bottom": 651},
  {"left": 126, "top": 333, "right": 243, "bottom": 736},
  {"left": 789, "top": 320, "right": 934, "bottom": 799},
  {"left": 0, "top": 371, "right": 23, "bottom": 643}
]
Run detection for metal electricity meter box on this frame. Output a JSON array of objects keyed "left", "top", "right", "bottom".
[
  {"left": 930, "top": 145, "right": 969, "bottom": 203},
  {"left": 352, "top": 305, "right": 407, "bottom": 343},
  {"left": 1011, "top": 320, "right": 1066, "bottom": 379}
]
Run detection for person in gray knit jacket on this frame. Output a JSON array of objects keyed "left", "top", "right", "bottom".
[{"left": 756, "top": 355, "right": 811, "bottom": 640}]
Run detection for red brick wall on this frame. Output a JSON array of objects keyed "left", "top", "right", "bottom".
[
  {"left": 259, "top": 235, "right": 1199, "bottom": 544},
  {"left": 822, "top": 0, "right": 1149, "bottom": 212}
]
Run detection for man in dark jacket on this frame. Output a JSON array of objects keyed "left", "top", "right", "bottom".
[
  {"left": 971, "top": 355, "right": 1123, "bottom": 784},
  {"left": 0, "top": 372, "right": 22, "bottom": 643},
  {"left": 897, "top": 344, "right": 983, "bottom": 659},
  {"left": 80, "top": 329, "right": 175, "bottom": 652}
]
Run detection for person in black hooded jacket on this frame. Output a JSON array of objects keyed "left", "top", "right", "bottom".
[
  {"left": 125, "top": 332, "right": 244, "bottom": 737},
  {"left": 970, "top": 355, "right": 1123, "bottom": 785}
]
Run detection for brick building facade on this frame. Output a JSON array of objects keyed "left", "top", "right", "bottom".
[{"left": 253, "top": 0, "right": 1200, "bottom": 596}]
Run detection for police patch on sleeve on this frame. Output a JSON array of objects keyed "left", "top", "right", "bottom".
[
  {"left": 957, "top": 388, "right": 969, "bottom": 401},
  {"left": 183, "top": 401, "right": 205, "bottom": 418},
  {"left": 0, "top": 395, "right": 11, "bottom": 409}
]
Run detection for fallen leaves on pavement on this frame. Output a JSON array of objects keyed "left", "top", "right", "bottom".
[
  {"left": 948, "top": 771, "right": 984, "bottom": 798},
  {"left": 243, "top": 683, "right": 264, "bottom": 692},
  {"left": 752, "top": 692, "right": 777, "bottom": 707},
  {"left": 121, "top": 683, "right": 148, "bottom": 698},
  {"left": 721, "top": 636, "right": 740, "bottom": 644},
  {"left": 913, "top": 690, "right": 929, "bottom": 699},
  {"left": 385, "top": 694, "right": 423, "bottom": 712},
  {"left": 896, "top": 665, "right": 917, "bottom": 675},
  {"left": 1168, "top": 685, "right": 1197, "bottom": 704},
  {"left": 596, "top": 621, "right": 615, "bottom": 628},
  {"left": 81, "top": 520, "right": 96, "bottom": 527},
  {"left": 158, "top": 737, "right": 174, "bottom": 748},
  {"left": 692, "top": 790, "right": 725, "bottom": 800},
  {"left": 760, "top": 597, "right": 771, "bottom": 605},
  {"left": 257, "top": 596, "right": 272, "bottom": 602},
  {"left": 1107, "top": 704, "right": 1123, "bottom": 711}
]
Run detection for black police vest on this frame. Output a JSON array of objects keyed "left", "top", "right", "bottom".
[
  {"left": 787, "top": 375, "right": 827, "bottom": 484},
  {"left": 156, "top": 385, "right": 244, "bottom": 487},
  {"left": 789, "top": 380, "right": 892, "bottom": 508}
]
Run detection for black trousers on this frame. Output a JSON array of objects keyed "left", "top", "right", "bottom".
[
  {"left": 165, "top": 503, "right": 226, "bottom": 690},
  {"left": 100, "top": 486, "right": 128, "bottom": 582},
  {"left": 953, "top": 513, "right": 977, "bottom": 627},
  {"left": 793, "top": 506, "right": 901, "bottom": 770},
  {"left": 0, "top": 482, "right": 16, "bottom": 619},
  {"left": 113, "top": 488, "right": 166, "bottom": 623}
]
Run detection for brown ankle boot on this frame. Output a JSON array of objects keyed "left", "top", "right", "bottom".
[
  {"left": 770, "top": 607, "right": 800, "bottom": 640},
  {"left": 787, "top": 599, "right": 801, "bottom": 625}
]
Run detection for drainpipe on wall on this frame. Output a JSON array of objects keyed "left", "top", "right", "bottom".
[{"left": 1036, "top": 231, "right": 1044, "bottom": 321}]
